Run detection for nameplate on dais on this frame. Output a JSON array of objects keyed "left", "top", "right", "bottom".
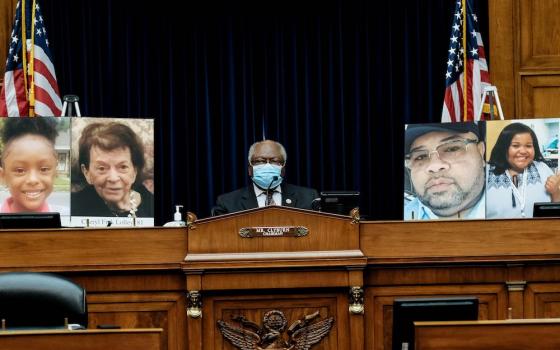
[{"left": 239, "top": 226, "right": 309, "bottom": 238}]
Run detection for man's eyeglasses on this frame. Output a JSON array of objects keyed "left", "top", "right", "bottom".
[
  {"left": 405, "top": 139, "right": 479, "bottom": 169},
  {"left": 250, "top": 158, "right": 285, "bottom": 167}
]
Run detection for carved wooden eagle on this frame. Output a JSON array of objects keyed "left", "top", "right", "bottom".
[{"left": 217, "top": 310, "right": 334, "bottom": 350}]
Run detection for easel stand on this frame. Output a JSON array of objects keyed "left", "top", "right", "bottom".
[
  {"left": 476, "top": 85, "right": 504, "bottom": 121},
  {"left": 61, "top": 95, "right": 81, "bottom": 117}
]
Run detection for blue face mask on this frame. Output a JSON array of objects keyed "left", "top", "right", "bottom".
[{"left": 251, "top": 163, "right": 283, "bottom": 189}]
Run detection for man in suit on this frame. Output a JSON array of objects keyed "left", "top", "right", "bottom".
[{"left": 212, "top": 140, "right": 319, "bottom": 215}]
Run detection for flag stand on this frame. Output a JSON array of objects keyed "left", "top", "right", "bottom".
[
  {"left": 475, "top": 85, "right": 504, "bottom": 122},
  {"left": 61, "top": 95, "right": 81, "bottom": 117}
]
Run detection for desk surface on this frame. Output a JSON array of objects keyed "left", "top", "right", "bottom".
[
  {"left": 3, "top": 216, "right": 560, "bottom": 271},
  {"left": 415, "top": 319, "right": 560, "bottom": 350},
  {"left": 0, "top": 328, "right": 163, "bottom": 350},
  {"left": 2, "top": 213, "right": 560, "bottom": 350}
]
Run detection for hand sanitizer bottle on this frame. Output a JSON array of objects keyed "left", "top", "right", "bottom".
[{"left": 163, "top": 205, "right": 186, "bottom": 227}]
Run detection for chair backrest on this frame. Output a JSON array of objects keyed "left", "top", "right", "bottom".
[{"left": 0, "top": 272, "right": 87, "bottom": 329}]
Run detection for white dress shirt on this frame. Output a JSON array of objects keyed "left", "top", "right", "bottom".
[{"left": 253, "top": 184, "right": 282, "bottom": 207}]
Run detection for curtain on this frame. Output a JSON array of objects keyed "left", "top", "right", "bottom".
[{"left": 42, "top": 0, "right": 489, "bottom": 222}]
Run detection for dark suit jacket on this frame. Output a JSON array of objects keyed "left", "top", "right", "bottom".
[{"left": 212, "top": 183, "right": 319, "bottom": 216}]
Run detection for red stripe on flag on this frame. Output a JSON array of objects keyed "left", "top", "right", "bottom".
[
  {"left": 13, "top": 69, "right": 29, "bottom": 115},
  {"left": 457, "top": 77, "right": 465, "bottom": 121},
  {"left": 0, "top": 88, "right": 7, "bottom": 116},
  {"left": 34, "top": 84, "right": 61, "bottom": 116},
  {"left": 444, "top": 89, "right": 457, "bottom": 122},
  {"left": 478, "top": 47, "right": 486, "bottom": 60},
  {"left": 34, "top": 58, "right": 60, "bottom": 96}
]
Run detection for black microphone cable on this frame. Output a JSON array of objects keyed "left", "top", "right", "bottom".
[{"left": 265, "top": 176, "right": 279, "bottom": 206}]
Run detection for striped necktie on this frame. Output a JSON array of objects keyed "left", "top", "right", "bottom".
[{"left": 265, "top": 190, "right": 276, "bottom": 206}]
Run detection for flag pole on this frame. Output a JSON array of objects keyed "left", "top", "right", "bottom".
[
  {"left": 462, "top": 0, "right": 467, "bottom": 121},
  {"left": 28, "top": 0, "right": 36, "bottom": 116},
  {"left": 21, "top": 0, "right": 29, "bottom": 101}
]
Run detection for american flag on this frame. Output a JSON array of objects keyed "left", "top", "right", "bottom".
[
  {"left": 441, "top": 0, "right": 490, "bottom": 122},
  {"left": 0, "top": 0, "right": 62, "bottom": 117}
]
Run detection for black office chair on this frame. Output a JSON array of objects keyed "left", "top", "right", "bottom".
[{"left": 0, "top": 272, "right": 88, "bottom": 329}]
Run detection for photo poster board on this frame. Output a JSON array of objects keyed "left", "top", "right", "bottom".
[
  {"left": 0, "top": 117, "right": 71, "bottom": 226},
  {"left": 0, "top": 117, "right": 154, "bottom": 228},
  {"left": 70, "top": 117, "right": 155, "bottom": 227},
  {"left": 404, "top": 119, "right": 560, "bottom": 221},
  {"left": 403, "top": 121, "right": 486, "bottom": 221},
  {"left": 485, "top": 119, "right": 559, "bottom": 219}
]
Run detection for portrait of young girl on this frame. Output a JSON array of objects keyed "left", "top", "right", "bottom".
[{"left": 0, "top": 118, "right": 70, "bottom": 216}]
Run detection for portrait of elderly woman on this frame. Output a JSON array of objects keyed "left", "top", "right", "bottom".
[{"left": 71, "top": 119, "right": 154, "bottom": 218}]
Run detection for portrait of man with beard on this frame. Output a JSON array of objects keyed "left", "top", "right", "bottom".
[{"left": 403, "top": 122, "right": 486, "bottom": 220}]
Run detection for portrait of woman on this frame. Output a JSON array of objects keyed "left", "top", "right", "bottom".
[
  {"left": 71, "top": 119, "right": 154, "bottom": 218},
  {"left": 486, "top": 121, "right": 560, "bottom": 218}
]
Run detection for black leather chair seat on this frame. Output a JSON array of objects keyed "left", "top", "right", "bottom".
[{"left": 0, "top": 272, "right": 87, "bottom": 329}]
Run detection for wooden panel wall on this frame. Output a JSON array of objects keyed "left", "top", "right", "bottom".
[
  {"left": 366, "top": 284, "right": 506, "bottom": 350},
  {"left": 88, "top": 292, "right": 186, "bottom": 350},
  {"left": 490, "top": 0, "right": 560, "bottom": 118},
  {"left": 5, "top": 221, "right": 560, "bottom": 349},
  {"left": 203, "top": 292, "right": 348, "bottom": 350},
  {"left": 67, "top": 270, "right": 187, "bottom": 350}
]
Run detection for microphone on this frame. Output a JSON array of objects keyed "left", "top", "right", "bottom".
[
  {"left": 511, "top": 175, "right": 518, "bottom": 208},
  {"left": 265, "top": 176, "right": 279, "bottom": 206},
  {"left": 311, "top": 197, "right": 321, "bottom": 211}
]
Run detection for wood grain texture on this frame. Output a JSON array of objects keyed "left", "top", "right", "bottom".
[
  {"left": 415, "top": 319, "right": 560, "bottom": 350},
  {"left": 87, "top": 292, "right": 186, "bottom": 350},
  {"left": 69, "top": 272, "right": 185, "bottom": 293},
  {"left": 366, "top": 284, "right": 506, "bottom": 350},
  {"left": 0, "top": 329, "right": 163, "bottom": 350},
  {"left": 0, "top": 227, "right": 187, "bottom": 350},
  {"left": 525, "top": 283, "right": 560, "bottom": 319},
  {"left": 360, "top": 219, "right": 560, "bottom": 263},
  {"left": 489, "top": 0, "right": 516, "bottom": 118},
  {"left": 490, "top": 0, "right": 560, "bottom": 119},
  {"left": 0, "top": 227, "right": 186, "bottom": 270},
  {"left": 520, "top": 75, "right": 560, "bottom": 117},
  {"left": 6, "top": 217, "right": 560, "bottom": 349},
  {"left": 520, "top": 0, "right": 560, "bottom": 69},
  {"left": 366, "top": 264, "right": 507, "bottom": 286},
  {"left": 205, "top": 293, "right": 346, "bottom": 350},
  {"left": 188, "top": 207, "right": 359, "bottom": 254},
  {"left": 198, "top": 270, "right": 355, "bottom": 291}
]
